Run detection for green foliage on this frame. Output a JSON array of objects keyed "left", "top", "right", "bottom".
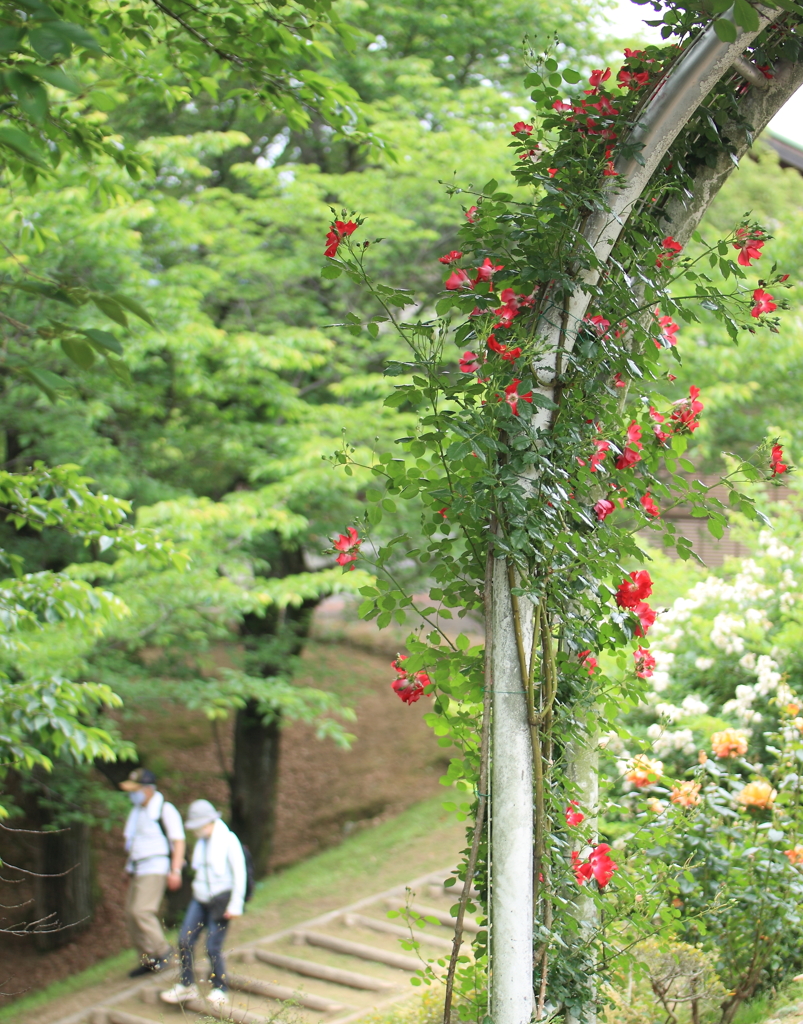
[
  {"left": 0, "top": 462, "right": 181, "bottom": 801},
  {"left": 664, "top": 143, "right": 803, "bottom": 471}
]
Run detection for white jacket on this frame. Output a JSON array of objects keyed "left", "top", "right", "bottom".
[{"left": 191, "top": 819, "right": 247, "bottom": 917}]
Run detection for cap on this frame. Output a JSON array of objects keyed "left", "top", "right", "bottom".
[
  {"left": 185, "top": 799, "right": 221, "bottom": 830},
  {"left": 120, "top": 767, "right": 157, "bottom": 791}
]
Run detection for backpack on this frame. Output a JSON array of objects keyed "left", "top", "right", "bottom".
[{"left": 241, "top": 842, "right": 256, "bottom": 904}]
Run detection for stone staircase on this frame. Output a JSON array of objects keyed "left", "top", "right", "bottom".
[{"left": 53, "top": 869, "right": 477, "bottom": 1024}]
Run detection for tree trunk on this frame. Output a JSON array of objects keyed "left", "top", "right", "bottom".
[
  {"left": 34, "top": 822, "right": 92, "bottom": 951},
  {"left": 230, "top": 702, "right": 281, "bottom": 878},
  {"left": 228, "top": 539, "right": 318, "bottom": 877}
]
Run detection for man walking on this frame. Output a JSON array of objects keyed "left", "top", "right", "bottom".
[
  {"left": 160, "top": 799, "right": 246, "bottom": 1008},
  {"left": 120, "top": 768, "right": 185, "bottom": 977}
]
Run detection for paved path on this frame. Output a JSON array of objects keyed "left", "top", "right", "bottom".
[{"left": 53, "top": 868, "right": 472, "bottom": 1024}]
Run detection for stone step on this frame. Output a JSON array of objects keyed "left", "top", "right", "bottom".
[
  {"left": 342, "top": 912, "right": 455, "bottom": 951},
  {"left": 295, "top": 930, "right": 421, "bottom": 972},
  {"left": 227, "top": 971, "right": 350, "bottom": 1013},
  {"left": 246, "top": 948, "right": 396, "bottom": 992},
  {"left": 384, "top": 900, "right": 480, "bottom": 934},
  {"left": 184, "top": 996, "right": 270, "bottom": 1023},
  {"left": 90, "top": 1011, "right": 157, "bottom": 1024}
]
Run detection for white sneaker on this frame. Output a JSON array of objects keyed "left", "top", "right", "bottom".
[
  {"left": 207, "top": 988, "right": 229, "bottom": 1007},
  {"left": 160, "top": 983, "right": 199, "bottom": 1005}
]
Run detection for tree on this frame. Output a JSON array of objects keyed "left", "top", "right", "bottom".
[
  {"left": 0, "top": 0, "right": 374, "bottom": 924},
  {"left": 0, "top": 0, "right": 605, "bottom": 876}
]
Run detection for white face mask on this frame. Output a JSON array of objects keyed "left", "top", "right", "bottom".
[{"left": 128, "top": 789, "right": 146, "bottom": 806}]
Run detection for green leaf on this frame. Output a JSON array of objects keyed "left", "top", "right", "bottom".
[
  {"left": 110, "top": 293, "right": 155, "bottom": 326},
  {"left": 32, "top": 20, "right": 103, "bottom": 58},
  {"left": 91, "top": 295, "right": 129, "bottom": 327},
  {"left": 5, "top": 279, "right": 76, "bottom": 303},
  {"left": 61, "top": 337, "right": 96, "bottom": 370},
  {"left": 106, "top": 355, "right": 131, "bottom": 384},
  {"left": 713, "top": 17, "right": 738, "bottom": 41},
  {"left": 20, "top": 62, "right": 79, "bottom": 93},
  {"left": 18, "top": 366, "right": 68, "bottom": 401},
  {"left": 321, "top": 264, "right": 342, "bottom": 279},
  {"left": 733, "top": 0, "right": 760, "bottom": 29},
  {"left": 0, "top": 26, "right": 25, "bottom": 54},
  {"left": 482, "top": 179, "right": 498, "bottom": 194},
  {"left": 88, "top": 91, "right": 119, "bottom": 112},
  {"left": 199, "top": 76, "right": 219, "bottom": 100},
  {"left": 708, "top": 518, "right": 725, "bottom": 539},
  {"left": 28, "top": 24, "right": 72, "bottom": 60},
  {"left": 0, "top": 126, "right": 49, "bottom": 167},
  {"left": 562, "top": 68, "right": 581, "bottom": 84},
  {"left": 80, "top": 329, "right": 123, "bottom": 356},
  {"left": 8, "top": 72, "right": 48, "bottom": 124}
]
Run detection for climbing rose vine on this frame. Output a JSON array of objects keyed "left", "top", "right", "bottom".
[{"left": 322, "top": 29, "right": 795, "bottom": 1023}]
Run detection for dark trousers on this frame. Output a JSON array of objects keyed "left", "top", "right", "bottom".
[{"left": 178, "top": 898, "right": 229, "bottom": 990}]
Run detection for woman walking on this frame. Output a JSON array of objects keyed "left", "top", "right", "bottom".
[{"left": 160, "top": 800, "right": 247, "bottom": 1007}]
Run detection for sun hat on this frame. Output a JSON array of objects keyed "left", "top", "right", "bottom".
[
  {"left": 120, "top": 767, "right": 157, "bottom": 791},
  {"left": 185, "top": 799, "right": 221, "bottom": 830}
]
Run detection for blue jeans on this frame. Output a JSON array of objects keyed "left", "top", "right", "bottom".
[{"left": 178, "top": 899, "right": 229, "bottom": 990}]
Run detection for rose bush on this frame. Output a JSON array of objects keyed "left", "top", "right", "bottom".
[{"left": 601, "top": 498, "right": 803, "bottom": 1020}]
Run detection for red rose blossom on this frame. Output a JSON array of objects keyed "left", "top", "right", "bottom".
[
  {"left": 390, "top": 655, "right": 431, "bottom": 705},
  {"left": 634, "top": 646, "right": 656, "bottom": 678},
  {"left": 445, "top": 268, "right": 473, "bottom": 291},
  {"left": 771, "top": 443, "right": 788, "bottom": 477},
  {"left": 459, "top": 351, "right": 479, "bottom": 374},
  {"left": 573, "top": 844, "right": 617, "bottom": 888},
  {"left": 473, "top": 257, "right": 504, "bottom": 284},
  {"left": 640, "top": 492, "right": 660, "bottom": 517},
  {"left": 500, "top": 379, "right": 533, "bottom": 416},
  {"left": 633, "top": 600, "right": 656, "bottom": 637},
  {"left": 566, "top": 801, "right": 585, "bottom": 826},
  {"left": 324, "top": 219, "right": 358, "bottom": 258},
  {"left": 616, "top": 570, "right": 653, "bottom": 609},
  {"left": 670, "top": 385, "right": 703, "bottom": 433},
  {"left": 588, "top": 68, "right": 611, "bottom": 89},
  {"left": 733, "top": 228, "right": 764, "bottom": 267},
  {"left": 752, "top": 288, "right": 777, "bottom": 317},
  {"left": 439, "top": 250, "right": 463, "bottom": 264},
  {"left": 654, "top": 314, "right": 679, "bottom": 348},
  {"left": 333, "top": 526, "right": 361, "bottom": 569},
  {"left": 594, "top": 498, "right": 615, "bottom": 521}
]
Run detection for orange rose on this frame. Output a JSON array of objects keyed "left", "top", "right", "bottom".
[
  {"left": 670, "top": 781, "right": 702, "bottom": 808},
  {"left": 785, "top": 702, "right": 801, "bottom": 717},
  {"left": 738, "top": 780, "right": 776, "bottom": 809},
  {"left": 784, "top": 845, "right": 803, "bottom": 865},
  {"left": 711, "top": 728, "right": 748, "bottom": 759},
  {"left": 626, "top": 755, "right": 663, "bottom": 788}
]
